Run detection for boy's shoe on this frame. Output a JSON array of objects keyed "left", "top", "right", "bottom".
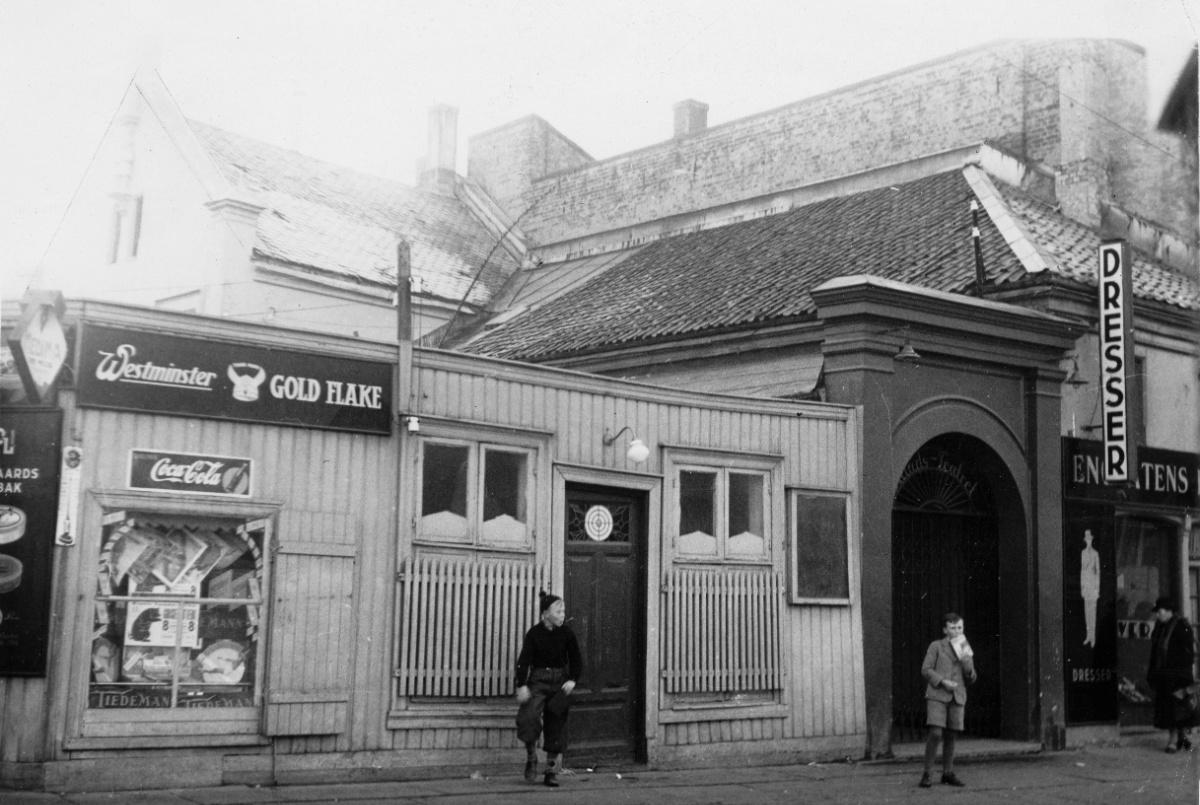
[
  {"left": 543, "top": 771, "right": 559, "bottom": 787},
  {"left": 523, "top": 758, "right": 537, "bottom": 782},
  {"left": 941, "top": 772, "right": 965, "bottom": 787},
  {"left": 918, "top": 772, "right": 932, "bottom": 788}
]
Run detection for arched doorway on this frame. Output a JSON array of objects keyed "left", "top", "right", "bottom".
[{"left": 891, "top": 434, "right": 1014, "bottom": 742}]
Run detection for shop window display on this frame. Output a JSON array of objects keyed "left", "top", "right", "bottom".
[{"left": 89, "top": 512, "right": 264, "bottom": 709}]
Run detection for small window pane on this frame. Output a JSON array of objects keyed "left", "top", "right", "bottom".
[
  {"left": 481, "top": 449, "right": 528, "bottom": 543},
  {"left": 679, "top": 470, "right": 717, "bottom": 555},
  {"left": 421, "top": 443, "right": 469, "bottom": 539},
  {"left": 729, "top": 473, "right": 764, "bottom": 538}
]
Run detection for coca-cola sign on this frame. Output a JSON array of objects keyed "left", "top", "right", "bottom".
[
  {"left": 76, "top": 324, "right": 392, "bottom": 435},
  {"left": 129, "top": 450, "right": 253, "bottom": 497}
]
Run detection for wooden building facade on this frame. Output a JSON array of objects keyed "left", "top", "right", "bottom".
[{"left": 0, "top": 300, "right": 863, "bottom": 792}]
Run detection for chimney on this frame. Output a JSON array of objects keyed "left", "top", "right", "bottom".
[
  {"left": 419, "top": 104, "right": 458, "bottom": 195},
  {"left": 673, "top": 99, "right": 709, "bottom": 138}
]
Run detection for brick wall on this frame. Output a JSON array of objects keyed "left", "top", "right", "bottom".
[
  {"left": 467, "top": 39, "right": 1195, "bottom": 254},
  {"left": 467, "top": 115, "right": 593, "bottom": 220}
]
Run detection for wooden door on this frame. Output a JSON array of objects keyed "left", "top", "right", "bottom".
[{"left": 563, "top": 484, "right": 646, "bottom": 762}]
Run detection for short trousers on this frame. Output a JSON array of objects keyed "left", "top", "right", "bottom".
[{"left": 926, "top": 699, "right": 965, "bottom": 731}]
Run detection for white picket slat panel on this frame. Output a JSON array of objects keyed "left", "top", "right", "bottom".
[
  {"left": 661, "top": 566, "right": 783, "bottom": 694},
  {"left": 397, "top": 556, "right": 545, "bottom": 698}
]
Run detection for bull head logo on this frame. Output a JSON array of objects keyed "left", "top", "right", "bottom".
[{"left": 227, "top": 363, "right": 267, "bottom": 402}]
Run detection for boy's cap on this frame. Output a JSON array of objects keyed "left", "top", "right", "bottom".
[
  {"left": 1152, "top": 596, "right": 1177, "bottom": 613},
  {"left": 539, "top": 591, "right": 562, "bottom": 613}
]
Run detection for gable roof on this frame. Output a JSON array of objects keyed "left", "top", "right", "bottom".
[
  {"left": 460, "top": 166, "right": 1200, "bottom": 364},
  {"left": 188, "top": 120, "right": 517, "bottom": 305},
  {"left": 462, "top": 170, "right": 1024, "bottom": 361}
]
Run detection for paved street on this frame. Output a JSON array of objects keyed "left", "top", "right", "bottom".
[{"left": 3, "top": 732, "right": 1196, "bottom": 805}]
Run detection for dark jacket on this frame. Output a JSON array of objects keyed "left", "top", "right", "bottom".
[
  {"left": 515, "top": 622, "right": 582, "bottom": 688},
  {"left": 1148, "top": 616, "right": 1195, "bottom": 691}
]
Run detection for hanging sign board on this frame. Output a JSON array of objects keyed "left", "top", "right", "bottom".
[
  {"left": 7, "top": 290, "right": 68, "bottom": 404},
  {"left": 128, "top": 449, "right": 253, "bottom": 497},
  {"left": 1097, "top": 241, "right": 1138, "bottom": 484},
  {"left": 0, "top": 407, "right": 62, "bottom": 675},
  {"left": 76, "top": 324, "right": 393, "bottom": 435}
]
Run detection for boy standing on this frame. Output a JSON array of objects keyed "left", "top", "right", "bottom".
[{"left": 919, "top": 612, "right": 976, "bottom": 788}]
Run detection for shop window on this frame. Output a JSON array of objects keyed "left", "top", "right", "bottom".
[
  {"left": 788, "top": 490, "right": 851, "bottom": 603},
  {"left": 89, "top": 512, "right": 266, "bottom": 710},
  {"left": 417, "top": 438, "right": 533, "bottom": 550},
  {"left": 1115, "top": 516, "right": 1178, "bottom": 707}
]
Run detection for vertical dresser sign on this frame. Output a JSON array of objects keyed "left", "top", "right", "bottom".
[
  {"left": 0, "top": 408, "right": 62, "bottom": 675},
  {"left": 1097, "top": 241, "right": 1138, "bottom": 483},
  {"left": 129, "top": 450, "right": 253, "bottom": 497},
  {"left": 76, "top": 324, "right": 393, "bottom": 435}
]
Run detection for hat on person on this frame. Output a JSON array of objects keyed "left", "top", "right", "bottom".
[
  {"left": 1152, "top": 596, "right": 1177, "bottom": 613},
  {"left": 538, "top": 590, "right": 561, "bottom": 613}
]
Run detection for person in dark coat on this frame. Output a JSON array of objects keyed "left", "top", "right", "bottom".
[
  {"left": 515, "top": 591, "right": 582, "bottom": 787},
  {"left": 1147, "top": 596, "right": 1196, "bottom": 753}
]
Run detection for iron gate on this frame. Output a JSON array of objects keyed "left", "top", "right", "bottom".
[{"left": 892, "top": 508, "right": 1002, "bottom": 742}]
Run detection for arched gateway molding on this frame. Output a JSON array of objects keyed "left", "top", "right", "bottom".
[{"left": 889, "top": 405, "right": 1032, "bottom": 743}]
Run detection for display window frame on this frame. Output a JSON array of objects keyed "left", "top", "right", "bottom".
[{"left": 66, "top": 489, "right": 279, "bottom": 748}]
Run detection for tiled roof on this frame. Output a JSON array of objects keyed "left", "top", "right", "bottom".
[
  {"left": 463, "top": 168, "right": 1200, "bottom": 363},
  {"left": 464, "top": 171, "right": 1025, "bottom": 361},
  {"left": 995, "top": 183, "right": 1200, "bottom": 311},
  {"left": 188, "top": 120, "right": 517, "bottom": 305}
]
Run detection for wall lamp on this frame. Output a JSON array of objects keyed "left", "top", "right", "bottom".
[
  {"left": 603, "top": 426, "right": 651, "bottom": 464},
  {"left": 1063, "top": 356, "right": 1089, "bottom": 387},
  {"left": 894, "top": 339, "right": 921, "bottom": 364},
  {"left": 892, "top": 328, "right": 921, "bottom": 364}
]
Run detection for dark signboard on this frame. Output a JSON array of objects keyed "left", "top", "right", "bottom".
[
  {"left": 129, "top": 450, "right": 253, "bottom": 497},
  {"left": 0, "top": 407, "right": 62, "bottom": 675},
  {"left": 1061, "top": 502, "right": 1119, "bottom": 723},
  {"left": 76, "top": 324, "right": 393, "bottom": 435},
  {"left": 1063, "top": 437, "right": 1199, "bottom": 508}
]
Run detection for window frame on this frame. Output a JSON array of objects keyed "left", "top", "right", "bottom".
[
  {"left": 68, "top": 489, "right": 278, "bottom": 748},
  {"left": 665, "top": 447, "right": 781, "bottom": 566},
  {"left": 787, "top": 488, "right": 853, "bottom": 605},
  {"left": 411, "top": 421, "right": 546, "bottom": 555}
]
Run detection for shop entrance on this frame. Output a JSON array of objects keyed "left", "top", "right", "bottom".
[
  {"left": 891, "top": 435, "right": 1018, "bottom": 743},
  {"left": 563, "top": 484, "right": 647, "bottom": 762}
]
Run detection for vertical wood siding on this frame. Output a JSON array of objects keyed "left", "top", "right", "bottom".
[
  {"left": 266, "top": 541, "right": 356, "bottom": 736},
  {"left": 396, "top": 556, "right": 545, "bottom": 698},
  {"left": 27, "top": 347, "right": 860, "bottom": 772},
  {"left": 411, "top": 353, "right": 866, "bottom": 747}
]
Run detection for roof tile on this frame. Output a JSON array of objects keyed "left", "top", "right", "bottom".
[{"left": 188, "top": 120, "right": 517, "bottom": 305}]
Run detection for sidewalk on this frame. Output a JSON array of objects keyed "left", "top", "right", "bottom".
[{"left": 2, "top": 732, "right": 1196, "bottom": 804}]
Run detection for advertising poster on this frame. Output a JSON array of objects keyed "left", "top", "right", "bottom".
[
  {"left": 0, "top": 408, "right": 62, "bottom": 675},
  {"left": 1061, "top": 502, "right": 1119, "bottom": 723}
]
